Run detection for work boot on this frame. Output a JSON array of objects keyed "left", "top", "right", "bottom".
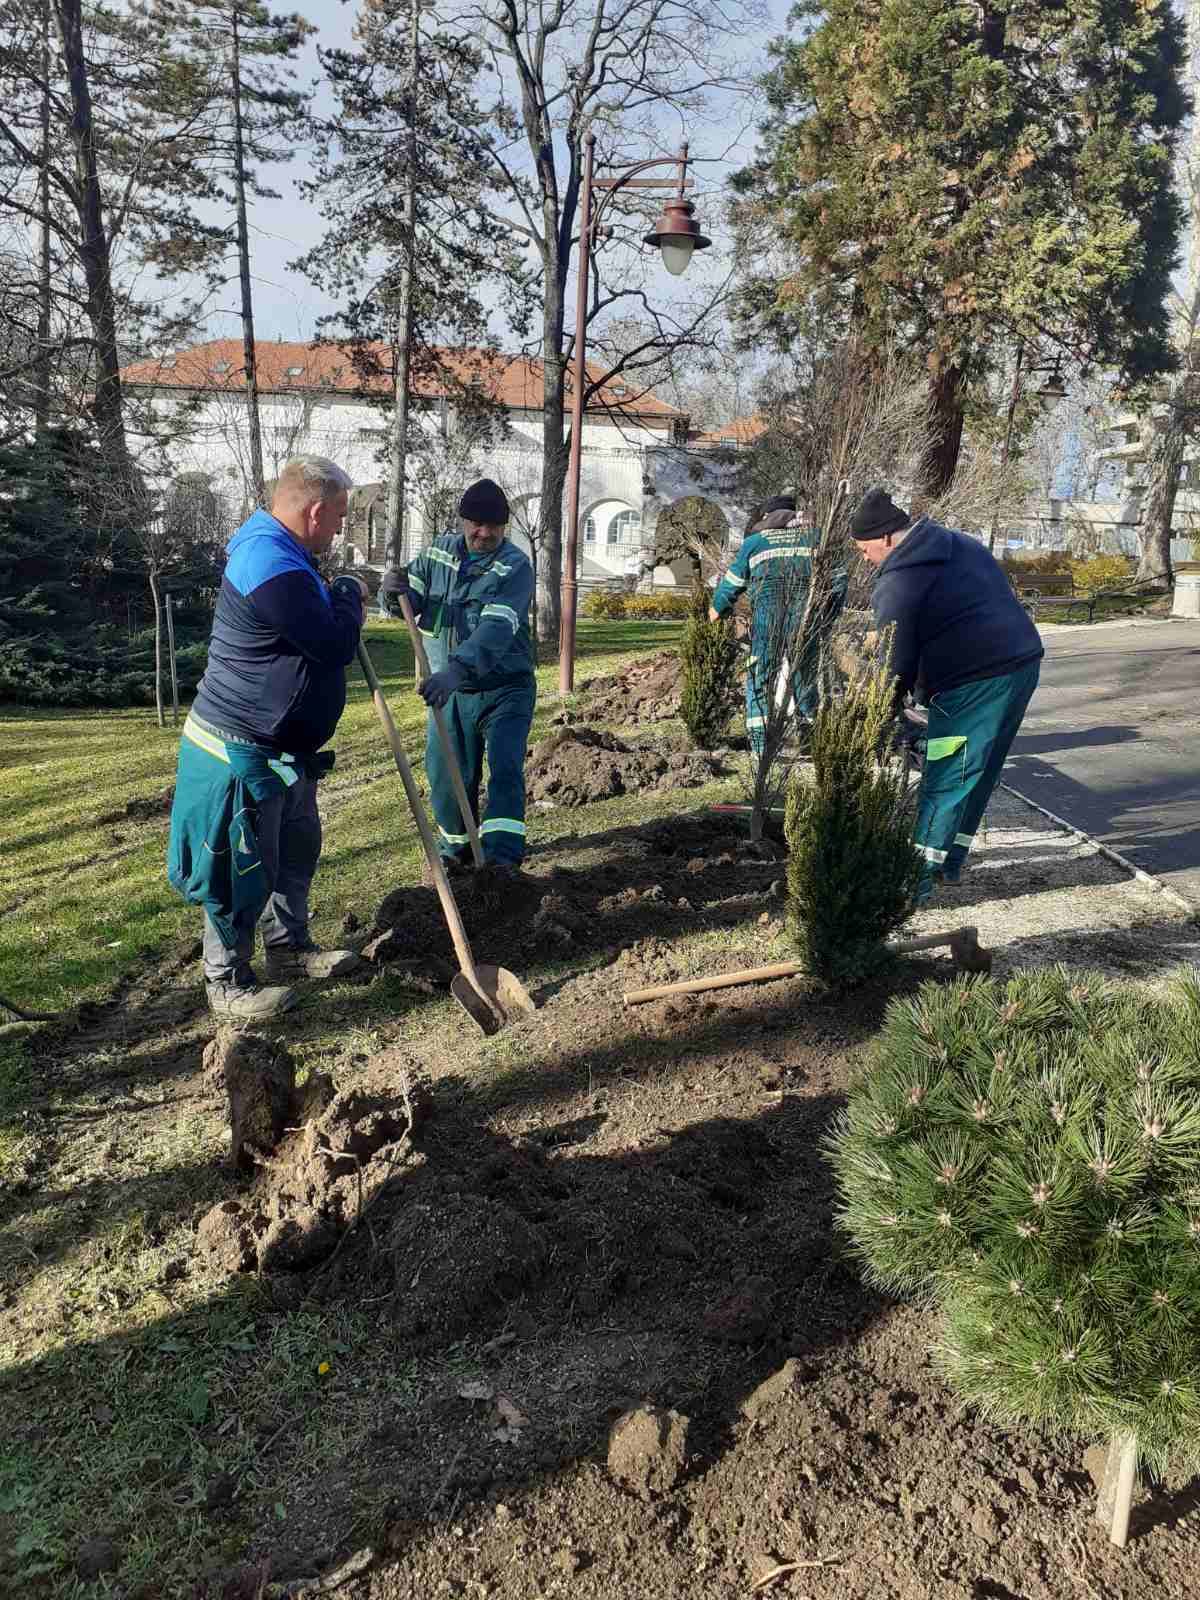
[
  {"left": 263, "top": 941, "right": 364, "bottom": 983},
  {"left": 206, "top": 979, "right": 299, "bottom": 1021}
]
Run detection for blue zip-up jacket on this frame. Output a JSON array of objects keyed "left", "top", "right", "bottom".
[
  {"left": 872, "top": 517, "right": 1043, "bottom": 700},
  {"left": 407, "top": 533, "right": 534, "bottom": 688},
  {"left": 192, "top": 509, "right": 363, "bottom": 753}
]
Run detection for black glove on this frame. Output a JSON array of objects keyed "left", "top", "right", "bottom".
[
  {"left": 419, "top": 662, "right": 469, "bottom": 708},
  {"left": 381, "top": 566, "right": 410, "bottom": 597}
]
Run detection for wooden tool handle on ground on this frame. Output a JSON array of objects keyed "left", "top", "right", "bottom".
[
  {"left": 396, "top": 593, "right": 485, "bottom": 869},
  {"left": 356, "top": 644, "right": 489, "bottom": 1002},
  {"left": 622, "top": 927, "right": 987, "bottom": 1006},
  {"left": 623, "top": 961, "right": 805, "bottom": 1005}
]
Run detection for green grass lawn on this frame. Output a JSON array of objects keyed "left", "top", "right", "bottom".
[{"left": 0, "top": 620, "right": 684, "bottom": 1018}]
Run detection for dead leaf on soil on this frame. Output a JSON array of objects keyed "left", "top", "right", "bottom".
[
  {"left": 496, "top": 1394, "right": 527, "bottom": 1428},
  {"left": 457, "top": 1380, "right": 495, "bottom": 1402}
]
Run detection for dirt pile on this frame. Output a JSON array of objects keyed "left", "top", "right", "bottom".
[
  {"left": 574, "top": 651, "right": 688, "bottom": 724},
  {"left": 527, "top": 726, "right": 727, "bottom": 806},
  {"left": 196, "top": 1032, "right": 430, "bottom": 1274}
]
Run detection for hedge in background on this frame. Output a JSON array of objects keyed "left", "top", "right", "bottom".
[
  {"left": 580, "top": 589, "right": 691, "bottom": 620},
  {"left": 829, "top": 965, "right": 1200, "bottom": 1476}
]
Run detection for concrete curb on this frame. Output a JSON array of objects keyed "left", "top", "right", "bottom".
[{"left": 999, "top": 781, "right": 1197, "bottom": 919}]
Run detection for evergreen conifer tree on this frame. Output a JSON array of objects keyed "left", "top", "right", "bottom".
[
  {"left": 679, "top": 576, "right": 741, "bottom": 751},
  {"left": 734, "top": 0, "right": 1188, "bottom": 494},
  {"left": 830, "top": 966, "right": 1200, "bottom": 1478},
  {"left": 785, "top": 655, "right": 922, "bottom": 984}
]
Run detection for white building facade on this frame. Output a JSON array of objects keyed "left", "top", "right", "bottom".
[{"left": 121, "top": 339, "right": 758, "bottom": 590}]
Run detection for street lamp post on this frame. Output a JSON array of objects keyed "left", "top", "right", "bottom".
[
  {"left": 558, "top": 134, "right": 710, "bottom": 695},
  {"left": 987, "top": 340, "right": 1067, "bottom": 554}
]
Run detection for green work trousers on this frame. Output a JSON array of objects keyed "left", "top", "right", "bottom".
[
  {"left": 914, "top": 660, "right": 1041, "bottom": 895},
  {"left": 426, "top": 677, "right": 536, "bottom": 866}
]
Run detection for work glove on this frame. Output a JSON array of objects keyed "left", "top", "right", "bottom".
[
  {"left": 330, "top": 574, "right": 370, "bottom": 609},
  {"left": 381, "top": 566, "right": 409, "bottom": 598},
  {"left": 419, "top": 661, "right": 469, "bottom": 708}
]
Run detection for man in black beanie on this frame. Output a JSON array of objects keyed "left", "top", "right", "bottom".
[
  {"left": 382, "top": 478, "right": 536, "bottom": 872},
  {"left": 851, "top": 486, "right": 1043, "bottom": 900}
]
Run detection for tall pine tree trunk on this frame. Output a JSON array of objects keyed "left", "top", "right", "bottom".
[
  {"left": 922, "top": 361, "right": 966, "bottom": 499},
  {"left": 384, "top": 0, "right": 418, "bottom": 570},
  {"left": 35, "top": 0, "right": 52, "bottom": 437},
  {"left": 56, "top": 0, "right": 133, "bottom": 486},
  {"left": 231, "top": 7, "right": 267, "bottom": 508}
]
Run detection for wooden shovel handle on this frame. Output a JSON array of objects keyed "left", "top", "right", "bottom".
[
  {"left": 396, "top": 593, "right": 485, "bottom": 869},
  {"left": 356, "top": 643, "right": 485, "bottom": 995}
]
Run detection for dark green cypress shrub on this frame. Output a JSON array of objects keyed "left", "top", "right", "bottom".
[
  {"left": 679, "top": 578, "right": 741, "bottom": 749},
  {"left": 784, "top": 658, "right": 922, "bottom": 983}
]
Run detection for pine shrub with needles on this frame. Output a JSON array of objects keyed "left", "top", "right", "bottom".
[{"left": 829, "top": 966, "right": 1200, "bottom": 1474}]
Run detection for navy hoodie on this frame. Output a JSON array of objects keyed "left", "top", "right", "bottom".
[
  {"left": 871, "top": 518, "right": 1043, "bottom": 700},
  {"left": 192, "top": 509, "right": 363, "bottom": 753}
]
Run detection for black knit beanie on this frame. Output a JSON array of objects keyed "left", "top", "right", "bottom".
[
  {"left": 850, "top": 487, "right": 909, "bottom": 541},
  {"left": 459, "top": 478, "right": 510, "bottom": 525},
  {"left": 762, "top": 494, "right": 796, "bottom": 516}
]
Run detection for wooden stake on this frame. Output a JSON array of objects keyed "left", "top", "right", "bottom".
[{"left": 1096, "top": 1431, "right": 1137, "bottom": 1548}]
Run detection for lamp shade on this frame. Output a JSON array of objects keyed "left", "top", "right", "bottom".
[
  {"left": 1038, "top": 371, "right": 1067, "bottom": 411},
  {"left": 643, "top": 196, "right": 710, "bottom": 277}
]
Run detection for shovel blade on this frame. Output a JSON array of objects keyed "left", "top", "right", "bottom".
[{"left": 450, "top": 963, "right": 537, "bottom": 1036}]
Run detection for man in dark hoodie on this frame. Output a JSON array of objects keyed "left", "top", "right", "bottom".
[
  {"left": 851, "top": 487, "right": 1043, "bottom": 900},
  {"left": 168, "top": 456, "right": 369, "bottom": 1019}
]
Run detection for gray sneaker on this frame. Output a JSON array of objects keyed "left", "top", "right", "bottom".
[
  {"left": 263, "top": 943, "right": 364, "bottom": 983},
  {"left": 206, "top": 980, "right": 299, "bottom": 1020}
]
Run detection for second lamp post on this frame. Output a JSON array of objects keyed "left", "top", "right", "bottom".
[{"left": 558, "top": 133, "right": 710, "bottom": 695}]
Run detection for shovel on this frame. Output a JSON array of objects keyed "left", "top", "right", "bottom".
[
  {"left": 395, "top": 590, "right": 484, "bottom": 869},
  {"left": 357, "top": 642, "right": 536, "bottom": 1036}
]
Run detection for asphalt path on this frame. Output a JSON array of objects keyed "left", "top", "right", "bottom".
[{"left": 1006, "top": 618, "right": 1200, "bottom": 903}]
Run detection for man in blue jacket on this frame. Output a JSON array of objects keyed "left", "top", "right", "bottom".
[
  {"left": 382, "top": 478, "right": 535, "bottom": 873},
  {"left": 710, "top": 495, "right": 847, "bottom": 752},
  {"left": 852, "top": 487, "right": 1043, "bottom": 900},
  {"left": 168, "top": 456, "right": 369, "bottom": 1019}
]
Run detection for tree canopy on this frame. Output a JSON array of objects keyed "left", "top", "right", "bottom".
[{"left": 734, "top": 0, "right": 1189, "bottom": 491}]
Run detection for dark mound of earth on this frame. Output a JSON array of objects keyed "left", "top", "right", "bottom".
[{"left": 527, "top": 726, "right": 727, "bottom": 807}]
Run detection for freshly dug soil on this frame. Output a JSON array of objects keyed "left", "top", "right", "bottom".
[
  {"left": 574, "top": 651, "right": 689, "bottom": 725},
  {"left": 526, "top": 726, "right": 729, "bottom": 807},
  {"left": 196, "top": 1036, "right": 430, "bottom": 1274},
  {"left": 363, "top": 811, "right": 782, "bottom": 979}
]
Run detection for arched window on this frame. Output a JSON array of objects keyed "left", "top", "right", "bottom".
[{"left": 607, "top": 509, "right": 641, "bottom": 547}]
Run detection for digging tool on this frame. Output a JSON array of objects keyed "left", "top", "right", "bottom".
[
  {"left": 395, "top": 590, "right": 485, "bottom": 869},
  {"left": 357, "top": 642, "right": 535, "bottom": 1036},
  {"left": 622, "top": 925, "right": 992, "bottom": 1006}
]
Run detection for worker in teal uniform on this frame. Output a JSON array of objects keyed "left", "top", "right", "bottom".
[
  {"left": 851, "top": 487, "right": 1043, "bottom": 900},
  {"left": 381, "top": 479, "right": 535, "bottom": 872},
  {"left": 710, "top": 495, "right": 847, "bottom": 752}
]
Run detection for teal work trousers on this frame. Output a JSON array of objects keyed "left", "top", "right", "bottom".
[
  {"left": 426, "top": 677, "right": 536, "bottom": 866},
  {"left": 914, "top": 660, "right": 1040, "bottom": 893}
]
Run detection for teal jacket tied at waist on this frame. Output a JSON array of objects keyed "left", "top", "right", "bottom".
[
  {"left": 407, "top": 533, "right": 535, "bottom": 688},
  {"left": 167, "top": 714, "right": 333, "bottom": 948}
]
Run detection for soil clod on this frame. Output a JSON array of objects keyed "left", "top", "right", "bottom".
[{"left": 607, "top": 1405, "right": 692, "bottom": 1498}]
